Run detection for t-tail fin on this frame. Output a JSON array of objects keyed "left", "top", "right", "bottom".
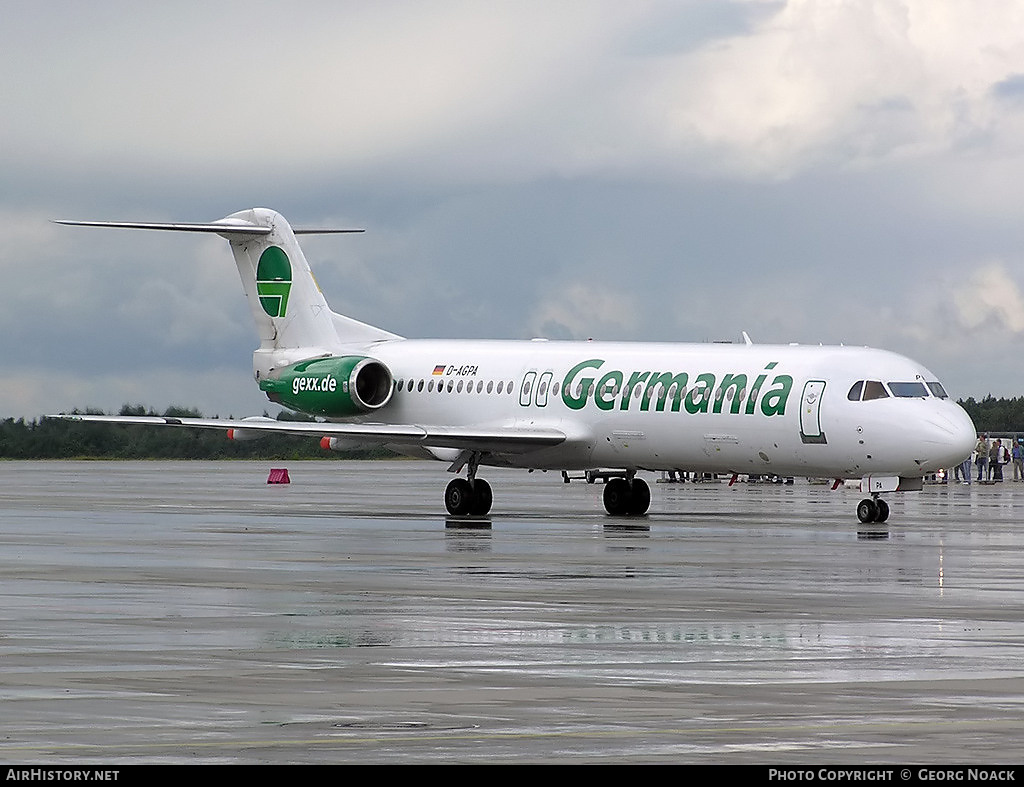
[
  {"left": 55, "top": 208, "right": 401, "bottom": 362},
  {"left": 217, "top": 208, "right": 399, "bottom": 353}
]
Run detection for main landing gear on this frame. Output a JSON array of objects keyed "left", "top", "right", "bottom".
[
  {"left": 856, "top": 495, "right": 889, "bottom": 524},
  {"left": 445, "top": 477, "right": 492, "bottom": 516},
  {"left": 602, "top": 473, "right": 651, "bottom": 516},
  {"left": 444, "top": 452, "right": 492, "bottom": 516}
]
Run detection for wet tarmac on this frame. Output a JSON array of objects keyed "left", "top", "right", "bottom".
[{"left": 0, "top": 460, "right": 1021, "bottom": 764}]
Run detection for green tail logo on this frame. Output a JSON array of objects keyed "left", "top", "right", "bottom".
[{"left": 256, "top": 246, "right": 292, "bottom": 318}]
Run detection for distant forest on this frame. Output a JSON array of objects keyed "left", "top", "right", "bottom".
[
  {"left": 957, "top": 396, "right": 1024, "bottom": 435},
  {"left": 0, "top": 396, "right": 1019, "bottom": 459},
  {"left": 0, "top": 405, "right": 395, "bottom": 460}
]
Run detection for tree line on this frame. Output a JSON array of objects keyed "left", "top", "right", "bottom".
[
  {"left": 0, "top": 405, "right": 395, "bottom": 460},
  {"left": 957, "top": 396, "right": 1024, "bottom": 435}
]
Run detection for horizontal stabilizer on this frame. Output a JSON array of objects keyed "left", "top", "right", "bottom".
[
  {"left": 53, "top": 220, "right": 364, "bottom": 236},
  {"left": 56, "top": 208, "right": 396, "bottom": 348}
]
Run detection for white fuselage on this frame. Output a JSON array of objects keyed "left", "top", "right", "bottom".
[
  {"left": 54, "top": 208, "right": 978, "bottom": 519},
  {"left": 327, "top": 338, "right": 976, "bottom": 478}
]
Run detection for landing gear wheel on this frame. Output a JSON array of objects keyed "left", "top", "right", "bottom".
[
  {"left": 874, "top": 498, "right": 889, "bottom": 523},
  {"left": 445, "top": 478, "right": 474, "bottom": 515},
  {"left": 603, "top": 477, "right": 650, "bottom": 516},
  {"left": 627, "top": 478, "right": 651, "bottom": 516},
  {"left": 603, "top": 478, "right": 632, "bottom": 516},
  {"left": 857, "top": 498, "right": 879, "bottom": 523},
  {"left": 470, "top": 479, "right": 492, "bottom": 516}
]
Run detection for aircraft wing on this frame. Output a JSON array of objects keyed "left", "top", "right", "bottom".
[{"left": 49, "top": 414, "right": 566, "bottom": 454}]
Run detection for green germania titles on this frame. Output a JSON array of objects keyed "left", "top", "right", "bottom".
[{"left": 560, "top": 359, "right": 793, "bottom": 416}]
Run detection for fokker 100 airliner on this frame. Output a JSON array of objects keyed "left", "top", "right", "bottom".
[{"left": 54, "top": 208, "right": 975, "bottom": 523}]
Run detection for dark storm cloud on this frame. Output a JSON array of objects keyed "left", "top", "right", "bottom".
[{"left": 3, "top": 1, "right": 1024, "bottom": 416}]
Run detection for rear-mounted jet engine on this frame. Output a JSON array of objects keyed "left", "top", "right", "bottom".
[{"left": 259, "top": 356, "right": 393, "bottom": 417}]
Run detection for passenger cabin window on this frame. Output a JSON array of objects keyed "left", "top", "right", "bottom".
[
  {"left": 889, "top": 381, "right": 928, "bottom": 398},
  {"left": 927, "top": 382, "right": 949, "bottom": 399}
]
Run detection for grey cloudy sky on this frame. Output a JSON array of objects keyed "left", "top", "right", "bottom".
[{"left": 3, "top": 0, "right": 1024, "bottom": 419}]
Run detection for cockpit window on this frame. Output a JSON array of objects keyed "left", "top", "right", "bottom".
[
  {"left": 888, "top": 381, "right": 929, "bottom": 398},
  {"left": 861, "top": 380, "right": 889, "bottom": 401},
  {"left": 849, "top": 379, "right": 938, "bottom": 401}
]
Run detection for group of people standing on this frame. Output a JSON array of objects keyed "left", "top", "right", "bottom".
[{"left": 955, "top": 434, "right": 1024, "bottom": 483}]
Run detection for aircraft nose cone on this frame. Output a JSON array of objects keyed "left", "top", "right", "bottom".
[{"left": 922, "top": 404, "right": 976, "bottom": 467}]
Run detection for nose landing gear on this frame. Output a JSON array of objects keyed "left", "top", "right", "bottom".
[{"left": 856, "top": 495, "right": 889, "bottom": 524}]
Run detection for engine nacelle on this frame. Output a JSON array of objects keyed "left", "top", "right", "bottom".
[{"left": 258, "top": 356, "right": 393, "bottom": 417}]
